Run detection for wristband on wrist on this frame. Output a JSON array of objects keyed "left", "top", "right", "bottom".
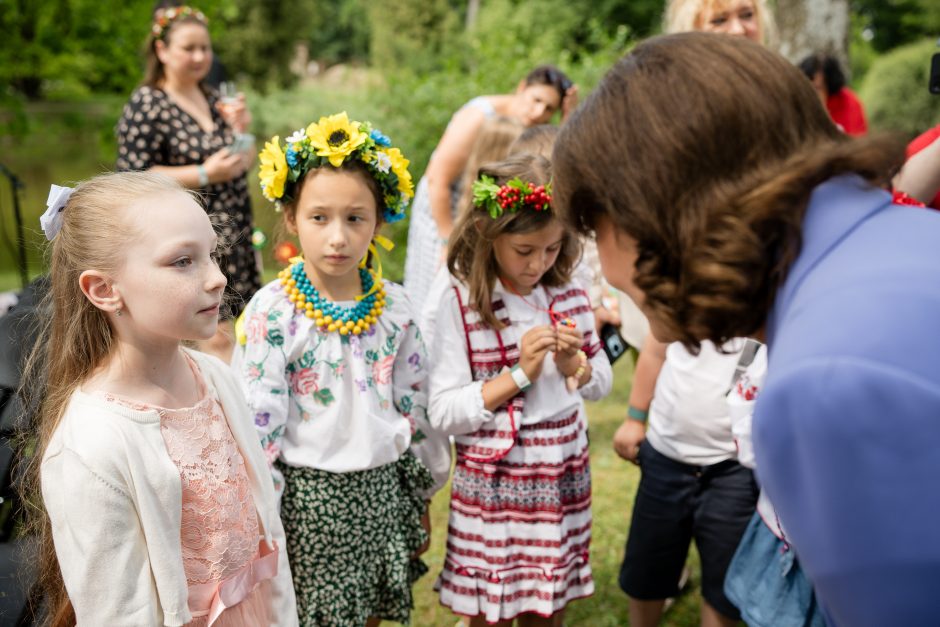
[
  {"left": 197, "top": 163, "right": 209, "bottom": 187},
  {"left": 510, "top": 364, "right": 532, "bottom": 391},
  {"left": 627, "top": 405, "right": 649, "bottom": 422}
]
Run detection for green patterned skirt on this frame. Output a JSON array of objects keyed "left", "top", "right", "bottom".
[{"left": 277, "top": 451, "right": 433, "bottom": 627}]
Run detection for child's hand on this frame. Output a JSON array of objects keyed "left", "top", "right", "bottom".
[
  {"left": 613, "top": 418, "right": 646, "bottom": 465},
  {"left": 414, "top": 507, "right": 431, "bottom": 557},
  {"left": 519, "top": 325, "right": 555, "bottom": 381},
  {"left": 553, "top": 324, "right": 584, "bottom": 377}
]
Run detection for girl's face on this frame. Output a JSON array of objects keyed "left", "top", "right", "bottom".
[
  {"left": 156, "top": 22, "right": 212, "bottom": 84},
  {"left": 493, "top": 219, "right": 566, "bottom": 295},
  {"left": 699, "top": 0, "right": 761, "bottom": 42},
  {"left": 516, "top": 84, "right": 563, "bottom": 126},
  {"left": 111, "top": 191, "right": 226, "bottom": 344},
  {"left": 288, "top": 169, "right": 379, "bottom": 287},
  {"left": 592, "top": 216, "right": 672, "bottom": 342}
]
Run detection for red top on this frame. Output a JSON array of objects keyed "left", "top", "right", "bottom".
[
  {"left": 907, "top": 125, "right": 940, "bottom": 210},
  {"left": 826, "top": 87, "right": 868, "bottom": 136}
]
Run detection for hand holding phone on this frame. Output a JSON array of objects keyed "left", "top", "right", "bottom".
[{"left": 227, "top": 133, "right": 255, "bottom": 155}]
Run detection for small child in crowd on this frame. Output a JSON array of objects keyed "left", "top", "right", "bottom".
[
  {"left": 236, "top": 113, "right": 451, "bottom": 626},
  {"left": 429, "top": 153, "right": 613, "bottom": 626},
  {"left": 30, "top": 171, "right": 296, "bottom": 626}
]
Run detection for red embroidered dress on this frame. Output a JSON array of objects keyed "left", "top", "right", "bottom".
[{"left": 429, "top": 280, "right": 613, "bottom": 622}]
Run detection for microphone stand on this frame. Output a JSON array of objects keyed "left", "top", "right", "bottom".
[{"left": 0, "top": 164, "right": 27, "bottom": 290}]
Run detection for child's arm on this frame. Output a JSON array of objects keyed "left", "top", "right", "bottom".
[
  {"left": 235, "top": 299, "right": 293, "bottom": 498},
  {"left": 42, "top": 450, "right": 175, "bottom": 625},
  {"left": 428, "top": 289, "right": 553, "bottom": 435},
  {"left": 613, "top": 332, "right": 666, "bottom": 463},
  {"left": 393, "top": 319, "right": 452, "bottom": 495}
]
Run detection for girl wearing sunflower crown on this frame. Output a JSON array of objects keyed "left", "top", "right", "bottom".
[
  {"left": 235, "top": 112, "right": 451, "bottom": 626},
  {"left": 428, "top": 153, "right": 612, "bottom": 626}
]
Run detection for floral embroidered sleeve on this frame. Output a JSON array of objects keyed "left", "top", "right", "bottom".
[
  {"left": 393, "top": 318, "right": 452, "bottom": 495},
  {"left": 237, "top": 293, "right": 293, "bottom": 499}
]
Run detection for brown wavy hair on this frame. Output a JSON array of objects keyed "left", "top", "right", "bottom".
[
  {"left": 448, "top": 153, "right": 581, "bottom": 330},
  {"left": 552, "top": 33, "right": 904, "bottom": 349}
]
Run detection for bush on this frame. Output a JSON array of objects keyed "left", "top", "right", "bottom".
[{"left": 859, "top": 38, "right": 940, "bottom": 138}]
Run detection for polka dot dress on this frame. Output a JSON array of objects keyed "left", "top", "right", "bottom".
[{"left": 116, "top": 85, "right": 261, "bottom": 316}]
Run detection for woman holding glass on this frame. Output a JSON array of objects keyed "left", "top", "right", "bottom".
[{"left": 116, "top": 5, "right": 258, "bottom": 358}]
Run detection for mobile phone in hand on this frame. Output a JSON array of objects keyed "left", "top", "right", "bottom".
[
  {"left": 227, "top": 133, "right": 255, "bottom": 154},
  {"left": 600, "top": 323, "right": 629, "bottom": 364}
]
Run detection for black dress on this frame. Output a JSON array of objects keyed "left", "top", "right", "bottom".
[{"left": 116, "top": 85, "right": 261, "bottom": 316}]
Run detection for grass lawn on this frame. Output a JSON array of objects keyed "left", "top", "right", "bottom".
[{"left": 410, "top": 356, "right": 704, "bottom": 627}]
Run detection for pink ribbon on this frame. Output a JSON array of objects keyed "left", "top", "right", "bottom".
[{"left": 188, "top": 541, "right": 278, "bottom": 626}]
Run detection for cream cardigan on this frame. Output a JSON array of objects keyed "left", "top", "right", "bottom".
[{"left": 41, "top": 349, "right": 298, "bottom": 626}]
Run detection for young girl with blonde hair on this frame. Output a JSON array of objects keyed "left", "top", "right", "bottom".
[
  {"left": 26, "top": 171, "right": 296, "bottom": 626},
  {"left": 237, "top": 113, "right": 451, "bottom": 626},
  {"left": 430, "top": 153, "right": 612, "bottom": 626}
]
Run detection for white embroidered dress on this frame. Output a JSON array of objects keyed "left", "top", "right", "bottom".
[{"left": 234, "top": 279, "right": 452, "bottom": 496}]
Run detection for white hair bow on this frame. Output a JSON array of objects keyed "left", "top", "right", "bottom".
[{"left": 40, "top": 184, "right": 73, "bottom": 241}]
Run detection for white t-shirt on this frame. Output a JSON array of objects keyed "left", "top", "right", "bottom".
[{"left": 645, "top": 338, "right": 748, "bottom": 466}]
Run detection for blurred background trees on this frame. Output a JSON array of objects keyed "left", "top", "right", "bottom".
[{"left": 0, "top": 0, "right": 938, "bottom": 286}]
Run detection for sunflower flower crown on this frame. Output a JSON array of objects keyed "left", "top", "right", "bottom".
[
  {"left": 151, "top": 6, "right": 207, "bottom": 40},
  {"left": 258, "top": 112, "right": 414, "bottom": 224},
  {"left": 472, "top": 175, "right": 552, "bottom": 219}
]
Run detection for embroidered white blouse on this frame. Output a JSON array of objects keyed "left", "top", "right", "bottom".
[
  {"left": 234, "top": 279, "right": 452, "bottom": 496},
  {"left": 428, "top": 279, "right": 613, "bottom": 436}
]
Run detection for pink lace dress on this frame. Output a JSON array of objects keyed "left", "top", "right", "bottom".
[{"left": 99, "top": 356, "right": 273, "bottom": 626}]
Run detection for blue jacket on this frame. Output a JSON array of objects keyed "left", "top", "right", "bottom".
[{"left": 755, "top": 175, "right": 940, "bottom": 626}]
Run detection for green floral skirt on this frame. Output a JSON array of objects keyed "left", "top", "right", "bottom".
[{"left": 277, "top": 451, "right": 433, "bottom": 627}]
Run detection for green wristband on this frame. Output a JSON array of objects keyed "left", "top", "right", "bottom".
[{"left": 627, "top": 405, "right": 649, "bottom": 422}]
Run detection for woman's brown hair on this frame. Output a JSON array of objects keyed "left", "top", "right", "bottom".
[
  {"left": 552, "top": 32, "right": 904, "bottom": 348},
  {"left": 448, "top": 153, "right": 581, "bottom": 330},
  {"left": 17, "top": 172, "right": 194, "bottom": 626},
  {"left": 142, "top": 12, "right": 210, "bottom": 87}
]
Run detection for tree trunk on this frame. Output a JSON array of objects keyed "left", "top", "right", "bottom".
[
  {"left": 466, "top": 0, "right": 480, "bottom": 30},
  {"left": 773, "top": 0, "right": 850, "bottom": 72}
]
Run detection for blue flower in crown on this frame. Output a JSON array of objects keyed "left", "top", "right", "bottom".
[
  {"left": 286, "top": 147, "right": 300, "bottom": 168},
  {"left": 370, "top": 129, "right": 392, "bottom": 147}
]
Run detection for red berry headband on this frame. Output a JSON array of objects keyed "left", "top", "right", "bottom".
[{"left": 472, "top": 175, "right": 552, "bottom": 218}]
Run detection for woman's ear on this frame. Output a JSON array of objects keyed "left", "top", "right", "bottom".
[
  {"left": 515, "top": 79, "right": 527, "bottom": 94},
  {"left": 154, "top": 39, "right": 169, "bottom": 65},
  {"left": 79, "top": 270, "right": 122, "bottom": 314}
]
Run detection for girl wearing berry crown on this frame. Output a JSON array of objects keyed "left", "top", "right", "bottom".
[
  {"left": 429, "top": 153, "right": 613, "bottom": 626},
  {"left": 236, "top": 112, "right": 451, "bottom": 627}
]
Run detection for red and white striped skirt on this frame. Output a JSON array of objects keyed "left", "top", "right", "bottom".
[{"left": 437, "top": 409, "right": 593, "bottom": 622}]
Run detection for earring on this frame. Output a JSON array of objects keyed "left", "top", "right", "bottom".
[{"left": 115, "top": 307, "right": 123, "bottom": 317}]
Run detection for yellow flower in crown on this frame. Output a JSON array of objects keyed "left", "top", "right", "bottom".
[
  {"left": 258, "top": 136, "right": 288, "bottom": 200},
  {"left": 382, "top": 147, "right": 414, "bottom": 197},
  {"left": 306, "top": 112, "right": 368, "bottom": 168}
]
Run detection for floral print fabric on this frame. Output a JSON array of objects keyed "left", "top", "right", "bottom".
[{"left": 235, "top": 279, "right": 451, "bottom": 498}]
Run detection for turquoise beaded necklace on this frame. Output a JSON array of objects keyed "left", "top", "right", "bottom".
[{"left": 278, "top": 260, "right": 386, "bottom": 335}]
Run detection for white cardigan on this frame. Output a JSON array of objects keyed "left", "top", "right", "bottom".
[{"left": 41, "top": 349, "right": 298, "bottom": 626}]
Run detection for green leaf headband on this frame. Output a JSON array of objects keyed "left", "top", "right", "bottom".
[
  {"left": 258, "top": 112, "right": 413, "bottom": 224},
  {"left": 471, "top": 175, "right": 552, "bottom": 219}
]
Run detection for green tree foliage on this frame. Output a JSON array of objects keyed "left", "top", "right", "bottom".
[
  {"left": 859, "top": 38, "right": 940, "bottom": 137},
  {"left": 0, "top": 0, "right": 316, "bottom": 100},
  {"left": 305, "top": 0, "right": 370, "bottom": 66},
  {"left": 852, "top": 0, "right": 940, "bottom": 52}
]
